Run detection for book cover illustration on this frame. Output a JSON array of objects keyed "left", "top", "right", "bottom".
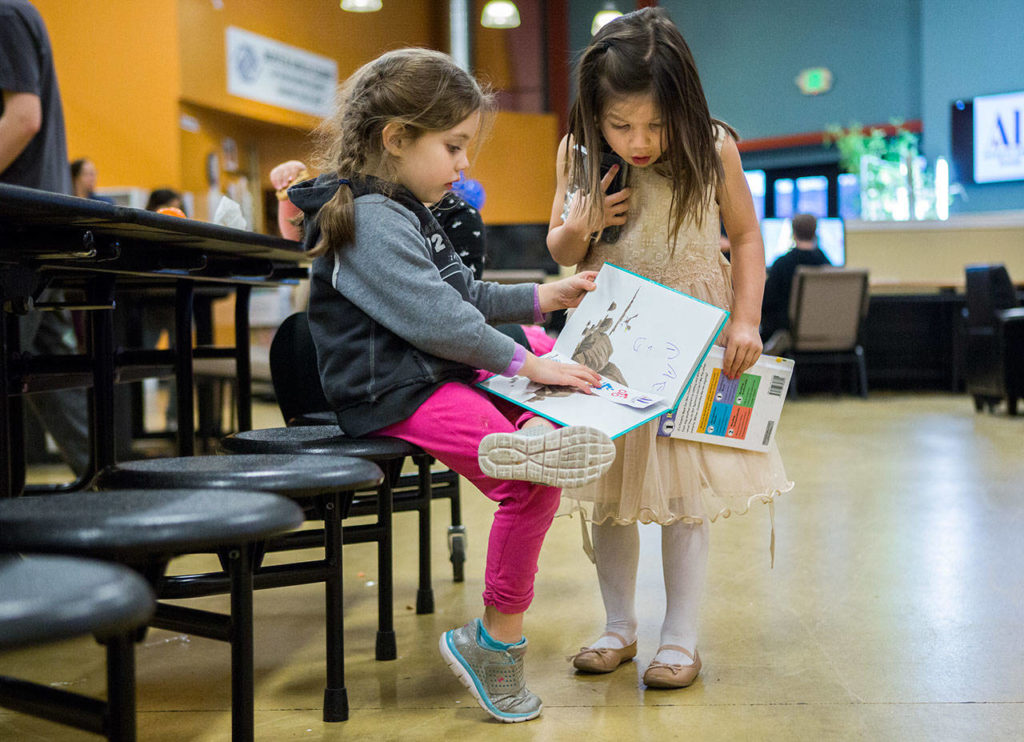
[
  {"left": 480, "top": 263, "right": 729, "bottom": 438},
  {"left": 657, "top": 346, "right": 794, "bottom": 451}
]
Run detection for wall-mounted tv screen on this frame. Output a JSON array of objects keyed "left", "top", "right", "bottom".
[
  {"left": 951, "top": 90, "right": 1024, "bottom": 184},
  {"left": 760, "top": 217, "right": 845, "bottom": 268}
]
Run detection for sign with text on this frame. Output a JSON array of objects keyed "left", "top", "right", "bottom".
[
  {"left": 974, "top": 90, "right": 1024, "bottom": 184},
  {"left": 226, "top": 26, "right": 337, "bottom": 118}
]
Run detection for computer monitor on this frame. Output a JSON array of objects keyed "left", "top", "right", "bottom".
[{"left": 760, "top": 217, "right": 845, "bottom": 268}]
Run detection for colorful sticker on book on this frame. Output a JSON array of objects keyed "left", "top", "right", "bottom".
[
  {"left": 704, "top": 401, "right": 732, "bottom": 436},
  {"left": 735, "top": 373, "right": 759, "bottom": 408},
  {"left": 726, "top": 404, "right": 752, "bottom": 439}
]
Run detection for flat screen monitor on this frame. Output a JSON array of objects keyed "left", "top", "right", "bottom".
[
  {"left": 951, "top": 91, "right": 1024, "bottom": 184},
  {"left": 760, "top": 217, "right": 845, "bottom": 268}
]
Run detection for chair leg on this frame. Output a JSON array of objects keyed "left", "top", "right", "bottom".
[
  {"left": 415, "top": 457, "right": 434, "bottom": 615},
  {"left": 447, "top": 476, "right": 465, "bottom": 583},
  {"left": 103, "top": 633, "right": 137, "bottom": 742},
  {"left": 374, "top": 463, "right": 397, "bottom": 662},
  {"left": 1008, "top": 397, "right": 1019, "bottom": 416},
  {"left": 322, "top": 492, "right": 348, "bottom": 722},
  {"left": 855, "top": 346, "right": 868, "bottom": 398},
  {"left": 228, "top": 544, "right": 255, "bottom": 742}
]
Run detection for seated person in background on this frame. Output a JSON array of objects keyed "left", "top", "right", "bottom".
[
  {"left": 146, "top": 187, "right": 185, "bottom": 214},
  {"left": 760, "top": 212, "right": 831, "bottom": 347},
  {"left": 70, "top": 157, "right": 114, "bottom": 203}
]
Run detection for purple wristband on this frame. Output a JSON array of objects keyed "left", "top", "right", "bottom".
[
  {"left": 501, "top": 343, "right": 528, "bottom": 377},
  {"left": 533, "top": 285, "right": 545, "bottom": 324}
]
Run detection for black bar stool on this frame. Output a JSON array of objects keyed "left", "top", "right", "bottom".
[
  {"left": 93, "top": 454, "right": 388, "bottom": 687},
  {"left": 0, "top": 554, "right": 155, "bottom": 741},
  {"left": 218, "top": 427, "right": 442, "bottom": 660},
  {"left": 0, "top": 489, "right": 303, "bottom": 742}
]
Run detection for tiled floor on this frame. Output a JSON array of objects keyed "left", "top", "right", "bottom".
[{"left": 2, "top": 393, "right": 1022, "bottom": 740}]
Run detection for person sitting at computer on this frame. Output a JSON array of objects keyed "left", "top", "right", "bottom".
[{"left": 760, "top": 213, "right": 831, "bottom": 347}]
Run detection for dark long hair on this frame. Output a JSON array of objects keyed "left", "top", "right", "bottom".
[
  {"left": 567, "top": 7, "right": 736, "bottom": 240},
  {"left": 308, "top": 48, "right": 493, "bottom": 258}
]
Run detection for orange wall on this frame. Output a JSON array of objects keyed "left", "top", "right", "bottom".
[
  {"left": 472, "top": 112, "right": 559, "bottom": 224},
  {"left": 33, "top": 0, "right": 181, "bottom": 189}
]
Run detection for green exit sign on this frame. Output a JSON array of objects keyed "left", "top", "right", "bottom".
[{"left": 796, "top": 67, "right": 833, "bottom": 96}]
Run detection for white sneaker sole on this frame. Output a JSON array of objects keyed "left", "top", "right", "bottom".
[
  {"left": 477, "top": 425, "right": 615, "bottom": 489},
  {"left": 438, "top": 632, "right": 542, "bottom": 723}
]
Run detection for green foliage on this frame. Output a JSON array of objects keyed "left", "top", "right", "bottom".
[{"left": 824, "top": 119, "right": 920, "bottom": 175}]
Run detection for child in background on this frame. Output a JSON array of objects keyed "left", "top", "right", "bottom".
[
  {"left": 286, "top": 48, "right": 615, "bottom": 722},
  {"left": 546, "top": 8, "right": 792, "bottom": 689}
]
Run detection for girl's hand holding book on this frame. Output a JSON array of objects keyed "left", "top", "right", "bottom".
[{"left": 719, "top": 318, "right": 762, "bottom": 379}]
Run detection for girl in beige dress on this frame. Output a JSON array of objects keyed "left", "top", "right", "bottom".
[{"left": 547, "top": 7, "right": 792, "bottom": 689}]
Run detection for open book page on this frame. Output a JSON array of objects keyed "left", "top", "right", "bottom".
[
  {"left": 656, "top": 346, "right": 794, "bottom": 451},
  {"left": 479, "top": 263, "right": 728, "bottom": 439}
]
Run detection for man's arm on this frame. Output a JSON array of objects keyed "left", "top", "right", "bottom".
[{"left": 0, "top": 90, "right": 42, "bottom": 175}]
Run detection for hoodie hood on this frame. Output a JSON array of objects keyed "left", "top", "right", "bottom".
[{"left": 287, "top": 173, "right": 342, "bottom": 219}]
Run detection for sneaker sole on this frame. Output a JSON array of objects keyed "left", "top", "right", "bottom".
[
  {"left": 438, "top": 632, "right": 542, "bottom": 723},
  {"left": 478, "top": 425, "right": 615, "bottom": 489}
]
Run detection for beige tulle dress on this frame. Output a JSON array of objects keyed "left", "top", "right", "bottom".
[{"left": 566, "top": 131, "right": 793, "bottom": 535}]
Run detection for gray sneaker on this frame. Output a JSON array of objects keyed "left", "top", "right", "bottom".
[
  {"left": 478, "top": 425, "right": 615, "bottom": 489},
  {"left": 439, "top": 619, "right": 542, "bottom": 723}
]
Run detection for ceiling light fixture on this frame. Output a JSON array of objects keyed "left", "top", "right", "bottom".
[
  {"left": 481, "top": 0, "right": 521, "bottom": 30},
  {"left": 340, "top": 0, "right": 382, "bottom": 12},
  {"left": 591, "top": 2, "right": 623, "bottom": 35}
]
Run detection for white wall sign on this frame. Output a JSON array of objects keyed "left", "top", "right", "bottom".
[
  {"left": 226, "top": 26, "right": 337, "bottom": 118},
  {"left": 974, "top": 90, "right": 1024, "bottom": 184}
]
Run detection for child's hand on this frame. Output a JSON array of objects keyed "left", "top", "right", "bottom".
[
  {"left": 270, "top": 160, "right": 310, "bottom": 192},
  {"left": 563, "top": 167, "right": 631, "bottom": 238},
  {"left": 719, "top": 319, "right": 762, "bottom": 379},
  {"left": 537, "top": 271, "right": 599, "bottom": 312},
  {"left": 520, "top": 354, "right": 601, "bottom": 393}
]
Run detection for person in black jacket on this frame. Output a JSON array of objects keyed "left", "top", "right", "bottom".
[{"left": 760, "top": 213, "right": 831, "bottom": 345}]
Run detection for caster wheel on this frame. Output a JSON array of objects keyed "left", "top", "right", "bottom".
[{"left": 448, "top": 525, "right": 466, "bottom": 583}]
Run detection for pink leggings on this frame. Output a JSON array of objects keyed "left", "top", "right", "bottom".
[{"left": 373, "top": 325, "right": 556, "bottom": 614}]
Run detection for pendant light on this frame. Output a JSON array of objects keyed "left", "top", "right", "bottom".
[
  {"left": 340, "top": 0, "right": 382, "bottom": 12},
  {"left": 591, "top": 2, "right": 623, "bottom": 35},
  {"left": 481, "top": 0, "right": 521, "bottom": 30}
]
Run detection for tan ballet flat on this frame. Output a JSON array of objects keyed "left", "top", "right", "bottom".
[
  {"left": 571, "top": 632, "right": 637, "bottom": 674},
  {"left": 642, "top": 645, "right": 701, "bottom": 688}
]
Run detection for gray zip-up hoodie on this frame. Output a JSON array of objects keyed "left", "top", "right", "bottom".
[{"left": 290, "top": 175, "right": 537, "bottom": 436}]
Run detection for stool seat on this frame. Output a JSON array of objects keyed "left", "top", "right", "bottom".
[
  {"left": 0, "top": 554, "right": 154, "bottom": 650},
  {"left": 0, "top": 489, "right": 304, "bottom": 560},
  {"left": 95, "top": 454, "right": 383, "bottom": 499},
  {"left": 220, "top": 425, "right": 422, "bottom": 460}
]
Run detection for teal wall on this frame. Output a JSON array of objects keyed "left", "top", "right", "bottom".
[
  {"left": 566, "top": 1, "right": 1023, "bottom": 214},
  {"left": 920, "top": 0, "right": 1024, "bottom": 213}
]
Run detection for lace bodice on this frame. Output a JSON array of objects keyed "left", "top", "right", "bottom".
[{"left": 578, "top": 133, "right": 733, "bottom": 312}]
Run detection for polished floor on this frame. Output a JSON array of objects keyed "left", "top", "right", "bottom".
[{"left": 2, "top": 393, "right": 1022, "bottom": 740}]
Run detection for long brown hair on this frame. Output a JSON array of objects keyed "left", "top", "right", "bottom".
[
  {"left": 567, "top": 7, "right": 736, "bottom": 241},
  {"left": 308, "top": 48, "right": 492, "bottom": 258}
]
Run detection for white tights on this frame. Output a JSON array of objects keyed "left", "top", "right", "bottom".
[{"left": 588, "top": 519, "right": 709, "bottom": 666}]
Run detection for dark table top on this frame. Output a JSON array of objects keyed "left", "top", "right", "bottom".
[{"left": 0, "top": 183, "right": 307, "bottom": 283}]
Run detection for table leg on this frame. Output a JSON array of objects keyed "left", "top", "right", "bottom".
[{"left": 175, "top": 282, "right": 195, "bottom": 457}]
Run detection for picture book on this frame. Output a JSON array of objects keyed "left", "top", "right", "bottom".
[
  {"left": 479, "top": 262, "right": 729, "bottom": 439},
  {"left": 656, "top": 346, "right": 794, "bottom": 451}
]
